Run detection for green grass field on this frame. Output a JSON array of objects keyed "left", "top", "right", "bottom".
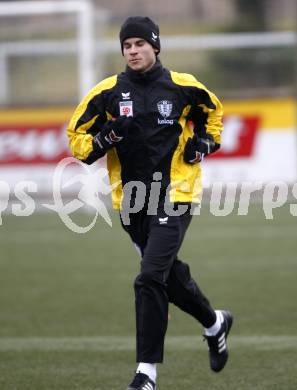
[{"left": 1, "top": 204, "right": 297, "bottom": 389}]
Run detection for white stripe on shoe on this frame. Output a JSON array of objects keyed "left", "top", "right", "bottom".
[
  {"left": 218, "top": 332, "right": 226, "bottom": 353},
  {"left": 143, "top": 383, "right": 154, "bottom": 390}
]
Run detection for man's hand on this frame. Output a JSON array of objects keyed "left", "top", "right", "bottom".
[
  {"left": 93, "top": 116, "right": 133, "bottom": 152},
  {"left": 183, "top": 134, "right": 216, "bottom": 164}
]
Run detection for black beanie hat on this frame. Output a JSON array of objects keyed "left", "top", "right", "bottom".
[{"left": 119, "top": 16, "right": 160, "bottom": 55}]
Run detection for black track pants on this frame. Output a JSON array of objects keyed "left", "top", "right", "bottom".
[{"left": 120, "top": 207, "right": 216, "bottom": 363}]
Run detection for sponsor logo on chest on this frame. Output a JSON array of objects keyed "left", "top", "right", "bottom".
[
  {"left": 119, "top": 92, "right": 133, "bottom": 117},
  {"left": 119, "top": 101, "right": 133, "bottom": 117}
]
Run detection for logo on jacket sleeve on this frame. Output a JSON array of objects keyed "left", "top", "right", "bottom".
[{"left": 157, "top": 100, "right": 174, "bottom": 125}]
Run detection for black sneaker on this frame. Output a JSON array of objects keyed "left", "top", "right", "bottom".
[
  {"left": 126, "top": 373, "right": 156, "bottom": 390},
  {"left": 204, "top": 310, "right": 233, "bottom": 372}
]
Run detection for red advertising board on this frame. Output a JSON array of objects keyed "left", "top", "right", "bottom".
[
  {"left": 0, "top": 123, "right": 70, "bottom": 164},
  {"left": 0, "top": 114, "right": 260, "bottom": 165},
  {"left": 209, "top": 115, "right": 260, "bottom": 158},
  {"left": 0, "top": 100, "right": 295, "bottom": 186}
]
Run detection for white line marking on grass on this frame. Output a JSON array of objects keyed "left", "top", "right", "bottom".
[
  {"left": 1, "top": 225, "right": 296, "bottom": 244},
  {"left": 0, "top": 335, "right": 296, "bottom": 352}
]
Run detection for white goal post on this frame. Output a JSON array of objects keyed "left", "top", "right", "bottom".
[{"left": 0, "top": 0, "right": 96, "bottom": 104}]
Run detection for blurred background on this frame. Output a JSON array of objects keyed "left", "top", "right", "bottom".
[
  {"left": 0, "top": 2, "right": 297, "bottom": 390},
  {"left": 0, "top": 0, "right": 296, "bottom": 105}
]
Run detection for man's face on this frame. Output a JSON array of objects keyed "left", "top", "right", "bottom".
[{"left": 123, "top": 37, "right": 157, "bottom": 73}]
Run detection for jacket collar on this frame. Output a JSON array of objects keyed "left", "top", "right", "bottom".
[{"left": 125, "top": 58, "right": 163, "bottom": 83}]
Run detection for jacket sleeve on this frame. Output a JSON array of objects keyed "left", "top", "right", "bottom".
[
  {"left": 191, "top": 79, "right": 223, "bottom": 148},
  {"left": 67, "top": 75, "right": 117, "bottom": 164}
]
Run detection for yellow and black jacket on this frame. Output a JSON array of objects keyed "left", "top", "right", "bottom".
[{"left": 67, "top": 60, "right": 223, "bottom": 209}]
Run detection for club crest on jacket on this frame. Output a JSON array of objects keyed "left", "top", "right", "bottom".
[
  {"left": 157, "top": 100, "right": 173, "bottom": 118},
  {"left": 157, "top": 100, "right": 174, "bottom": 125}
]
